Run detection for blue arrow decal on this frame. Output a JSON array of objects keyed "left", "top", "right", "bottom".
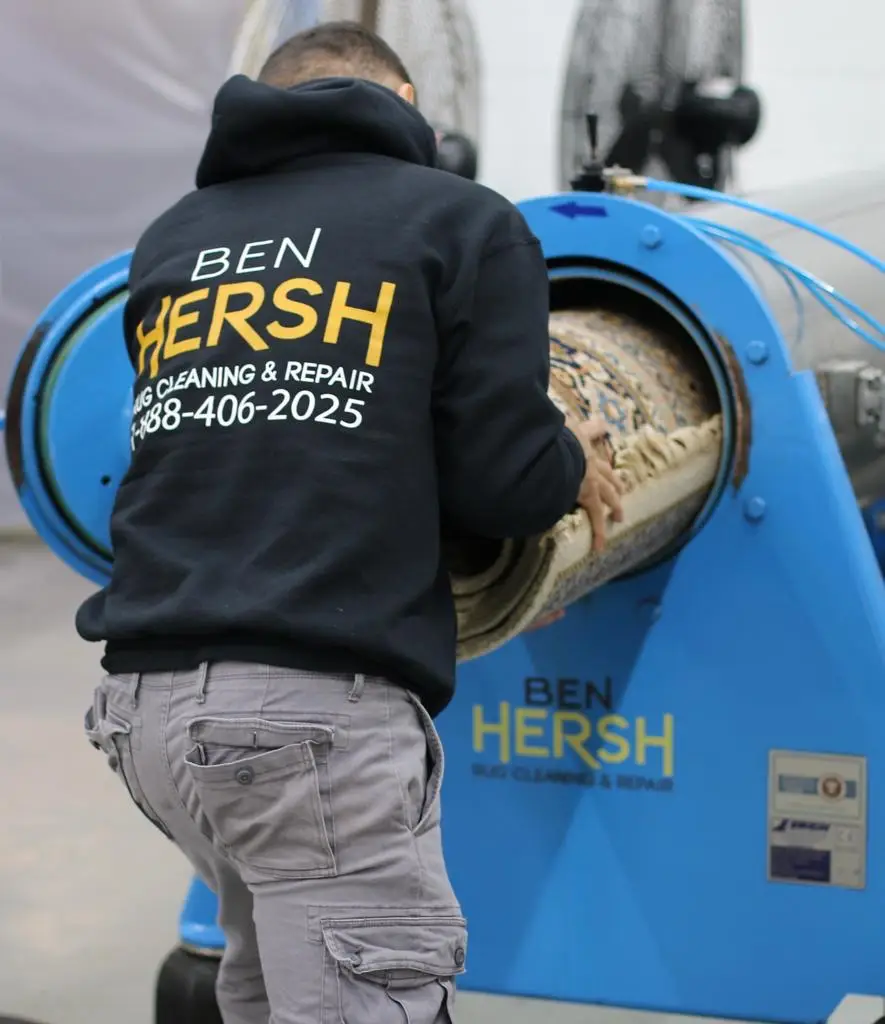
[{"left": 551, "top": 201, "right": 608, "bottom": 220}]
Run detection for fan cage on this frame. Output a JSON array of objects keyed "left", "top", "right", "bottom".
[{"left": 559, "top": 0, "right": 745, "bottom": 192}]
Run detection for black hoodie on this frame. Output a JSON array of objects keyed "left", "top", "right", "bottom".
[{"left": 76, "top": 75, "right": 586, "bottom": 716}]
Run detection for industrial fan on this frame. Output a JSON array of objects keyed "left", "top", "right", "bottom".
[
  {"left": 229, "top": 0, "right": 481, "bottom": 176},
  {"left": 559, "top": 0, "right": 762, "bottom": 196},
  {"left": 227, "top": 0, "right": 322, "bottom": 76}
]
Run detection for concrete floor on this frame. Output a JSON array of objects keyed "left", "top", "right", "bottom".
[
  {"left": 0, "top": 537, "right": 188, "bottom": 1024},
  {"left": 1, "top": 535, "right": 868, "bottom": 1024}
]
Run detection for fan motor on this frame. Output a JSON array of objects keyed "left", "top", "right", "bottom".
[
  {"left": 435, "top": 129, "right": 479, "bottom": 181},
  {"left": 674, "top": 81, "right": 762, "bottom": 154}
]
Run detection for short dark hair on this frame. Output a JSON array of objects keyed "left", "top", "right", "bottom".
[{"left": 258, "top": 20, "right": 413, "bottom": 90}]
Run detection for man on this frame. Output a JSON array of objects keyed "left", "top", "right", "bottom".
[{"left": 79, "top": 21, "right": 622, "bottom": 1024}]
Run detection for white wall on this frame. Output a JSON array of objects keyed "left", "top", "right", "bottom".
[
  {"left": 469, "top": 0, "right": 575, "bottom": 201},
  {"left": 470, "top": 0, "right": 885, "bottom": 200},
  {"left": 740, "top": 0, "right": 885, "bottom": 191}
]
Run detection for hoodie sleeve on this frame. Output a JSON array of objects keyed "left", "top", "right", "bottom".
[{"left": 433, "top": 216, "right": 586, "bottom": 539}]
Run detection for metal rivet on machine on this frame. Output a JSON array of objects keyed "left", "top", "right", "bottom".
[
  {"left": 743, "top": 496, "right": 767, "bottom": 523},
  {"left": 235, "top": 767, "right": 254, "bottom": 786},
  {"left": 746, "top": 340, "right": 768, "bottom": 365},
  {"left": 640, "top": 225, "right": 662, "bottom": 249}
]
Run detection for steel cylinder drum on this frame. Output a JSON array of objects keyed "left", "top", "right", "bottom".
[
  {"left": 692, "top": 169, "right": 885, "bottom": 372},
  {"left": 688, "top": 168, "right": 885, "bottom": 502}
]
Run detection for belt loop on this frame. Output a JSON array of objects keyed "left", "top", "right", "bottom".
[
  {"left": 195, "top": 662, "right": 209, "bottom": 705},
  {"left": 347, "top": 673, "right": 365, "bottom": 704},
  {"left": 131, "top": 672, "right": 142, "bottom": 709}
]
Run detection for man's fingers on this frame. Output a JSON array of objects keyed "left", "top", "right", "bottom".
[
  {"left": 583, "top": 482, "right": 608, "bottom": 553},
  {"left": 595, "top": 459, "right": 623, "bottom": 493},
  {"left": 576, "top": 426, "right": 627, "bottom": 551},
  {"left": 598, "top": 479, "right": 624, "bottom": 522},
  {"left": 582, "top": 415, "right": 610, "bottom": 441},
  {"left": 590, "top": 457, "right": 624, "bottom": 521},
  {"left": 580, "top": 472, "right": 624, "bottom": 548}
]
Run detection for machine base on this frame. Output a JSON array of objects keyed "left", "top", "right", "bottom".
[{"left": 155, "top": 947, "right": 223, "bottom": 1024}]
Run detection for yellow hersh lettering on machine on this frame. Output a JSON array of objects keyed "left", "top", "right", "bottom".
[
  {"left": 472, "top": 701, "right": 675, "bottom": 777},
  {"left": 134, "top": 277, "right": 397, "bottom": 379}
]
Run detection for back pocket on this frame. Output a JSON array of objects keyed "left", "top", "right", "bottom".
[{"left": 184, "top": 716, "right": 337, "bottom": 882}]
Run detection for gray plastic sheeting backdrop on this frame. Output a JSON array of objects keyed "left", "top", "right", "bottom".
[{"left": 0, "top": 0, "right": 320, "bottom": 528}]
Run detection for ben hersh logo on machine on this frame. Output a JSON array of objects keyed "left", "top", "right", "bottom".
[{"left": 470, "top": 675, "right": 675, "bottom": 792}]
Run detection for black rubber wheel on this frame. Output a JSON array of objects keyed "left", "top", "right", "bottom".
[{"left": 155, "top": 946, "right": 222, "bottom": 1024}]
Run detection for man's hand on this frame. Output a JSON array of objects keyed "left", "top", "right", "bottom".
[
  {"left": 521, "top": 416, "right": 624, "bottom": 635},
  {"left": 569, "top": 415, "right": 624, "bottom": 553}
]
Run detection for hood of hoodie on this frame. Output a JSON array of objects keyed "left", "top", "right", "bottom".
[{"left": 195, "top": 74, "right": 439, "bottom": 189}]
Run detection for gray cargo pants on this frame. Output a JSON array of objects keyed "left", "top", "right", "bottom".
[{"left": 84, "top": 663, "right": 465, "bottom": 1024}]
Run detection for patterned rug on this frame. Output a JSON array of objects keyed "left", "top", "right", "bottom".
[{"left": 450, "top": 307, "right": 723, "bottom": 661}]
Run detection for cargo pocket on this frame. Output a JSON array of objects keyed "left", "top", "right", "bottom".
[
  {"left": 407, "top": 694, "right": 445, "bottom": 837},
  {"left": 322, "top": 914, "right": 466, "bottom": 1024},
  {"left": 184, "top": 716, "right": 337, "bottom": 881},
  {"left": 84, "top": 699, "right": 172, "bottom": 840}
]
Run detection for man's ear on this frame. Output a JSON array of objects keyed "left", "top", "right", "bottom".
[{"left": 397, "top": 82, "right": 416, "bottom": 105}]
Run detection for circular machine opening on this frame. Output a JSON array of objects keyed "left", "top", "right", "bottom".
[
  {"left": 548, "top": 270, "right": 733, "bottom": 574},
  {"left": 444, "top": 268, "right": 734, "bottom": 582}
]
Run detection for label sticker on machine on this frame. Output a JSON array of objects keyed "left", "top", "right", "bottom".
[{"left": 767, "top": 751, "right": 867, "bottom": 890}]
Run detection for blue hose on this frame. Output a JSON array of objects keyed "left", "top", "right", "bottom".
[
  {"left": 691, "top": 218, "right": 807, "bottom": 346},
  {"left": 636, "top": 177, "right": 885, "bottom": 357},
  {"left": 643, "top": 178, "right": 885, "bottom": 276},
  {"left": 691, "top": 218, "right": 885, "bottom": 353}
]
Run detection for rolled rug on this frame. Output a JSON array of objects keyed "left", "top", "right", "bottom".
[{"left": 449, "top": 305, "right": 724, "bottom": 662}]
